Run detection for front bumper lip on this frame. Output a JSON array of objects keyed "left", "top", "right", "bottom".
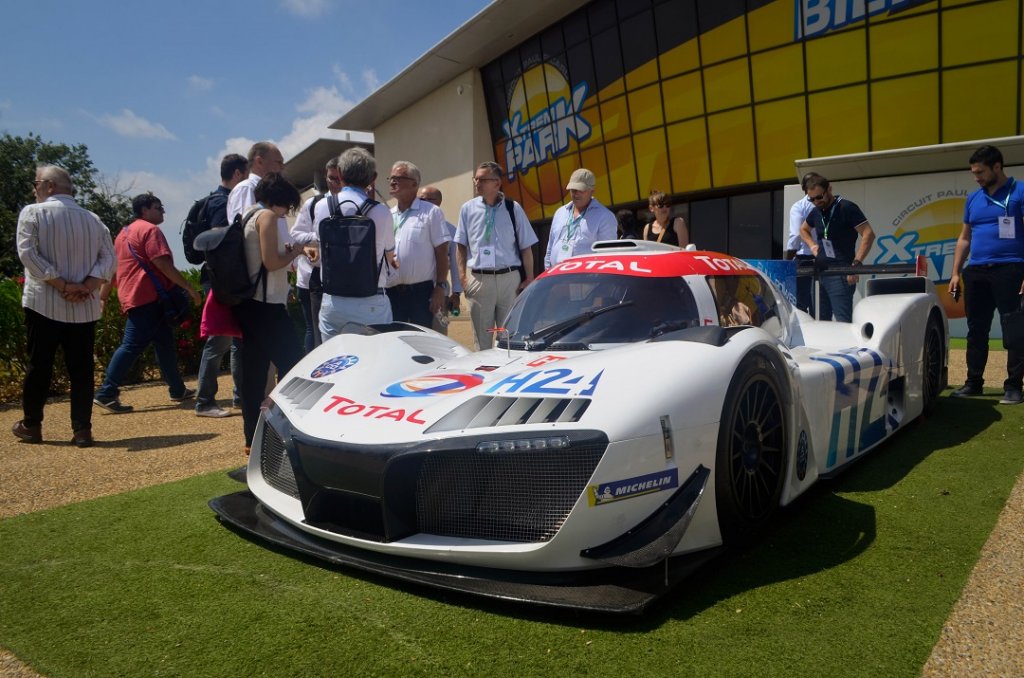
[{"left": 209, "top": 490, "right": 722, "bottom": 614}]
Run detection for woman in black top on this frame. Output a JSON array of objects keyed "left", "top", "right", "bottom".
[{"left": 643, "top": 190, "right": 689, "bottom": 247}]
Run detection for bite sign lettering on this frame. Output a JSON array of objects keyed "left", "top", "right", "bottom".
[{"left": 323, "top": 396, "right": 427, "bottom": 425}]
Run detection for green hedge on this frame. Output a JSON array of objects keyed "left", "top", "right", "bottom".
[{"left": 2, "top": 270, "right": 309, "bottom": 405}]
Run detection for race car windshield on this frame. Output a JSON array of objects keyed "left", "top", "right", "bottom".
[{"left": 499, "top": 273, "right": 700, "bottom": 350}]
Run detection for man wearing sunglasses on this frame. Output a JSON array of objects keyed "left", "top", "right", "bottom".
[{"left": 798, "top": 175, "right": 875, "bottom": 322}]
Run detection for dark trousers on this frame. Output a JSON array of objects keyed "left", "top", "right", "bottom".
[
  {"left": 23, "top": 308, "right": 96, "bottom": 432},
  {"left": 233, "top": 299, "right": 304, "bottom": 446},
  {"left": 388, "top": 280, "right": 434, "bottom": 327},
  {"left": 795, "top": 254, "right": 816, "bottom": 316},
  {"left": 297, "top": 285, "right": 323, "bottom": 354},
  {"left": 963, "top": 262, "right": 1024, "bottom": 390}
]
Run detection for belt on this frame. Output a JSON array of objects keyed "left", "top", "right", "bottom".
[{"left": 471, "top": 267, "right": 517, "bottom": 275}]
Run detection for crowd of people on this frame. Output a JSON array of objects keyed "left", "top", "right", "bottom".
[{"left": 12, "top": 143, "right": 1023, "bottom": 450}]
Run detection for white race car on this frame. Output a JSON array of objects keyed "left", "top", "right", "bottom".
[{"left": 211, "top": 241, "right": 947, "bottom": 613}]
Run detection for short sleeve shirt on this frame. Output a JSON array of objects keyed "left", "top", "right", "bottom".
[
  {"left": 455, "top": 196, "right": 539, "bottom": 269},
  {"left": 113, "top": 219, "right": 175, "bottom": 311},
  {"left": 964, "top": 177, "right": 1024, "bottom": 265},
  {"left": 806, "top": 197, "right": 867, "bottom": 263}
]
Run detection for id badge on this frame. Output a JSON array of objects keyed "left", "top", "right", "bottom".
[
  {"left": 479, "top": 246, "right": 496, "bottom": 269},
  {"left": 999, "top": 216, "right": 1015, "bottom": 239},
  {"left": 821, "top": 239, "right": 836, "bottom": 258}
]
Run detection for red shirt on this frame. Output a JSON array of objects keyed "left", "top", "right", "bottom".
[{"left": 113, "top": 219, "right": 175, "bottom": 312}]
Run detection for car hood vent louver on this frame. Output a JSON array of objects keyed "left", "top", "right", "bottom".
[
  {"left": 277, "top": 377, "right": 334, "bottom": 412},
  {"left": 399, "top": 334, "right": 468, "bottom": 359},
  {"left": 425, "top": 396, "right": 591, "bottom": 432}
]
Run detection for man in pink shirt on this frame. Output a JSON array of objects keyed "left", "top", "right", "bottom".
[{"left": 95, "top": 193, "right": 202, "bottom": 413}]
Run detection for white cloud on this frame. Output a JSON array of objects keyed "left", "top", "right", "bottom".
[
  {"left": 278, "top": 86, "right": 361, "bottom": 158},
  {"left": 98, "top": 109, "right": 176, "bottom": 140},
  {"left": 362, "top": 69, "right": 380, "bottom": 93},
  {"left": 280, "top": 0, "right": 330, "bottom": 17},
  {"left": 187, "top": 75, "right": 215, "bottom": 92}
]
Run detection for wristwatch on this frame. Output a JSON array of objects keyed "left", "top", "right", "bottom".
[{"left": 435, "top": 280, "right": 450, "bottom": 293}]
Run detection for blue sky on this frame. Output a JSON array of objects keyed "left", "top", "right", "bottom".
[{"left": 0, "top": 0, "right": 491, "bottom": 246}]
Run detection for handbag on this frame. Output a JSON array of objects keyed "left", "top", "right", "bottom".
[
  {"left": 126, "top": 241, "right": 192, "bottom": 326},
  {"left": 200, "top": 289, "right": 242, "bottom": 339},
  {"left": 1002, "top": 297, "right": 1024, "bottom": 352}
]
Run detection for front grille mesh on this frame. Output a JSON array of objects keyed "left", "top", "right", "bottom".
[
  {"left": 260, "top": 423, "right": 300, "bottom": 499},
  {"left": 413, "top": 445, "right": 605, "bottom": 543}
]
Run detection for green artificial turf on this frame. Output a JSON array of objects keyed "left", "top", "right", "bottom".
[{"left": 2, "top": 393, "right": 1022, "bottom": 677}]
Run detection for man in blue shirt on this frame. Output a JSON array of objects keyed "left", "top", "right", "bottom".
[
  {"left": 949, "top": 145, "right": 1024, "bottom": 405},
  {"left": 544, "top": 168, "right": 617, "bottom": 270}
]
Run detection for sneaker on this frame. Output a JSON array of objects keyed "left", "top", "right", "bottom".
[
  {"left": 196, "top": 406, "right": 231, "bottom": 418},
  {"left": 171, "top": 387, "right": 196, "bottom": 402},
  {"left": 951, "top": 384, "right": 983, "bottom": 398},
  {"left": 94, "top": 397, "right": 133, "bottom": 414},
  {"left": 999, "top": 389, "right": 1023, "bottom": 405}
]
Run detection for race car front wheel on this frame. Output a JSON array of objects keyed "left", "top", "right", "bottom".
[
  {"left": 715, "top": 352, "right": 786, "bottom": 544},
  {"left": 922, "top": 315, "right": 944, "bottom": 415}
]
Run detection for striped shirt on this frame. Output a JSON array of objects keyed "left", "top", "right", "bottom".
[{"left": 16, "top": 194, "right": 116, "bottom": 323}]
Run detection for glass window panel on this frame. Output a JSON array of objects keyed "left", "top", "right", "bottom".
[
  {"left": 622, "top": 9, "right": 659, "bottom": 90},
  {"left": 729, "top": 193, "right": 774, "bottom": 260},
  {"left": 871, "top": 73, "right": 939, "bottom": 151},
  {"left": 942, "top": 0, "right": 1018, "bottom": 66},
  {"left": 540, "top": 23, "right": 565, "bottom": 56},
  {"left": 704, "top": 58, "right": 751, "bottom": 113},
  {"left": 808, "top": 85, "right": 869, "bottom": 156},
  {"left": 655, "top": 0, "right": 698, "bottom": 65},
  {"left": 869, "top": 14, "right": 937, "bottom": 79},
  {"left": 943, "top": 62, "right": 1018, "bottom": 142},
  {"left": 588, "top": 0, "right": 618, "bottom": 34},
  {"left": 805, "top": 28, "right": 867, "bottom": 90},
  {"left": 566, "top": 42, "right": 597, "bottom": 98},
  {"left": 667, "top": 119, "right": 711, "bottom": 192},
  {"left": 690, "top": 197, "right": 729, "bottom": 252},
  {"left": 707, "top": 108, "right": 757, "bottom": 186},
  {"left": 599, "top": 95, "right": 631, "bottom": 142},
  {"left": 750, "top": 44, "right": 804, "bottom": 102},
  {"left": 628, "top": 83, "right": 665, "bottom": 132},
  {"left": 698, "top": 14, "right": 747, "bottom": 65},
  {"left": 755, "top": 97, "right": 809, "bottom": 181},
  {"left": 606, "top": 137, "right": 640, "bottom": 205},
  {"left": 580, "top": 146, "right": 612, "bottom": 203},
  {"left": 562, "top": 11, "right": 590, "bottom": 48},
  {"left": 663, "top": 71, "right": 705, "bottom": 123},
  {"left": 747, "top": 0, "right": 793, "bottom": 52},
  {"left": 514, "top": 162, "right": 544, "bottom": 222},
  {"left": 633, "top": 128, "right": 670, "bottom": 197},
  {"left": 659, "top": 40, "right": 701, "bottom": 79},
  {"left": 593, "top": 27, "right": 625, "bottom": 98}
]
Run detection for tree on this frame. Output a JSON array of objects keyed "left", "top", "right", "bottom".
[{"left": 0, "top": 132, "right": 132, "bottom": 278}]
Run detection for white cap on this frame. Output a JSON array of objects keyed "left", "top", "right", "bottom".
[{"left": 565, "top": 168, "right": 596, "bottom": 191}]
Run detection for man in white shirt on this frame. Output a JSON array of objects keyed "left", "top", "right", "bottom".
[
  {"left": 418, "top": 185, "right": 463, "bottom": 335},
  {"left": 14, "top": 165, "right": 116, "bottom": 447},
  {"left": 386, "top": 161, "right": 450, "bottom": 327},
  {"left": 544, "top": 168, "right": 617, "bottom": 269},
  {"left": 455, "top": 161, "right": 538, "bottom": 350},
  {"left": 227, "top": 141, "right": 285, "bottom": 223},
  {"left": 314, "top": 148, "right": 397, "bottom": 340},
  {"left": 785, "top": 172, "right": 822, "bottom": 315},
  {"left": 291, "top": 157, "right": 341, "bottom": 352}
]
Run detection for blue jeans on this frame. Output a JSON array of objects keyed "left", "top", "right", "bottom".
[
  {"left": 195, "top": 334, "right": 241, "bottom": 410},
  {"left": 819, "top": 273, "right": 855, "bottom": 323},
  {"left": 96, "top": 300, "right": 186, "bottom": 400}
]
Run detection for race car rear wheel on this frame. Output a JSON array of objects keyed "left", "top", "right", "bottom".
[
  {"left": 922, "top": 315, "right": 944, "bottom": 415},
  {"left": 715, "top": 353, "right": 786, "bottom": 544}
]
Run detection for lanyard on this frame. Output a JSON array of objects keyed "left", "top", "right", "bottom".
[
  {"left": 562, "top": 202, "right": 588, "bottom": 242},
  {"left": 483, "top": 202, "right": 499, "bottom": 243},
  {"left": 820, "top": 197, "right": 842, "bottom": 239},
  {"left": 984, "top": 178, "right": 1016, "bottom": 215},
  {"left": 393, "top": 207, "right": 413, "bottom": 234}
]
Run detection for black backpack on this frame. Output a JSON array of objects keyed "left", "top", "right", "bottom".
[
  {"left": 193, "top": 208, "right": 265, "bottom": 306},
  {"left": 318, "top": 196, "right": 384, "bottom": 298},
  {"left": 181, "top": 193, "right": 215, "bottom": 265}
]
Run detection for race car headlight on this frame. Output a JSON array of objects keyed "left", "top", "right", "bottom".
[{"left": 476, "top": 436, "right": 570, "bottom": 453}]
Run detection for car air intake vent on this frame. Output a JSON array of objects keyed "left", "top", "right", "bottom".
[
  {"left": 276, "top": 377, "right": 334, "bottom": 412},
  {"left": 259, "top": 422, "right": 300, "bottom": 499},
  {"left": 399, "top": 334, "right": 467, "bottom": 359},
  {"left": 425, "top": 396, "right": 591, "bottom": 432}
]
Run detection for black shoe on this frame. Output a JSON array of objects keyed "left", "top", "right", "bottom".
[
  {"left": 94, "top": 397, "right": 133, "bottom": 413},
  {"left": 999, "top": 389, "right": 1023, "bottom": 405},
  {"left": 170, "top": 387, "right": 196, "bottom": 402},
  {"left": 951, "top": 384, "right": 982, "bottom": 398},
  {"left": 12, "top": 420, "right": 42, "bottom": 444},
  {"left": 71, "top": 429, "right": 95, "bottom": 448}
]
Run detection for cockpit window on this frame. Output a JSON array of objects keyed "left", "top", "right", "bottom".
[
  {"left": 706, "top": 274, "right": 778, "bottom": 328},
  {"left": 499, "top": 273, "right": 700, "bottom": 350}
]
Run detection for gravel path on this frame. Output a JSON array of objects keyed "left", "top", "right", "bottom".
[{"left": 0, "top": 341, "right": 1021, "bottom": 676}]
